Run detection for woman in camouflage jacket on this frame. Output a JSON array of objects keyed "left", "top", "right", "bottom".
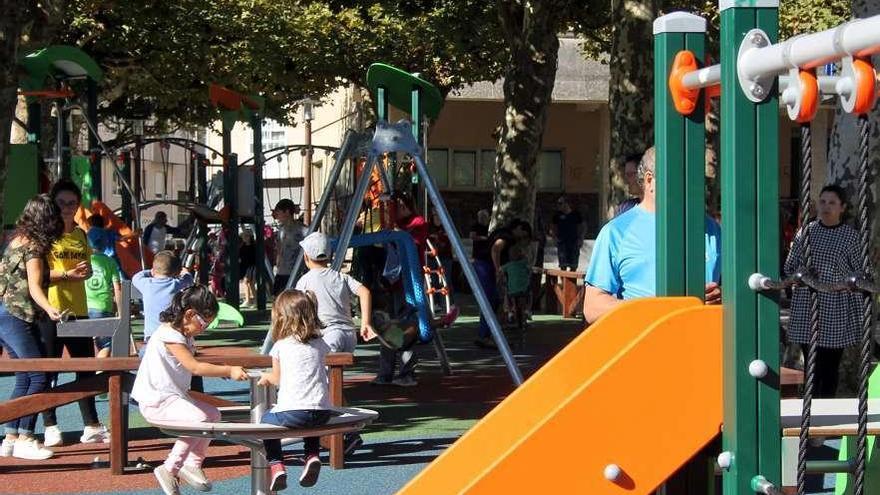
[{"left": 0, "top": 194, "right": 63, "bottom": 460}]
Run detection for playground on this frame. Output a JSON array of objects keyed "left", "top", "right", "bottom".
[{"left": 2, "top": 1, "right": 880, "bottom": 494}]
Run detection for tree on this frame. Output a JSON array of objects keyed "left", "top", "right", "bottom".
[
  {"left": 0, "top": 0, "right": 68, "bottom": 221},
  {"left": 59, "top": 0, "right": 506, "bottom": 133},
  {"left": 603, "top": 0, "right": 659, "bottom": 219},
  {"left": 0, "top": 1, "right": 34, "bottom": 212},
  {"left": 489, "top": 1, "right": 607, "bottom": 229}
]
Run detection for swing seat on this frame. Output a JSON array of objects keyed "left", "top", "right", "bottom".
[{"left": 332, "top": 231, "right": 434, "bottom": 343}]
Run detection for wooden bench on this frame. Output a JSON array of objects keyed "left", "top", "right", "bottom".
[
  {"left": 0, "top": 352, "right": 353, "bottom": 474},
  {"left": 535, "top": 267, "right": 585, "bottom": 318},
  {"left": 150, "top": 407, "right": 378, "bottom": 495}
]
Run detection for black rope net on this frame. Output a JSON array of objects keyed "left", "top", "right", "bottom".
[
  {"left": 853, "top": 114, "right": 872, "bottom": 495},
  {"left": 762, "top": 117, "right": 874, "bottom": 495}
]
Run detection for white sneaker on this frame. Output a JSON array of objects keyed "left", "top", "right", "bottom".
[
  {"left": 179, "top": 465, "right": 211, "bottom": 492},
  {"left": 1, "top": 438, "right": 14, "bottom": 457},
  {"left": 80, "top": 425, "right": 110, "bottom": 444},
  {"left": 43, "top": 425, "right": 63, "bottom": 447},
  {"left": 154, "top": 465, "right": 181, "bottom": 495},
  {"left": 12, "top": 437, "right": 53, "bottom": 460}
]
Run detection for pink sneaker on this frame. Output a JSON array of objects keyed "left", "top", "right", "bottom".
[
  {"left": 269, "top": 462, "right": 287, "bottom": 491},
  {"left": 439, "top": 305, "right": 460, "bottom": 327},
  {"left": 299, "top": 455, "right": 321, "bottom": 487}
]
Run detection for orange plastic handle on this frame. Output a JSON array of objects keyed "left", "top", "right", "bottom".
[
  {"left": 669, "top": 51, "right": 701, "bottom": 116},
  {"left": 795, "top": 69, "right": 819, "bottom": 123},
  {"left": 851, "top": 57, "right": 877, "bottom": 115}
]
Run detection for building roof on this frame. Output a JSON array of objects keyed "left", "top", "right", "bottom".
[{"left": 449, "top": 37, "right": 609, "bottom": 103}]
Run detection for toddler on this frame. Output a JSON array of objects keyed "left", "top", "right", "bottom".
[
  {"left": 131, "top": 285, "right": 248, "bottom": 495},
  {"left": 258, "top": 289, "right": 333, "bottom": 491}
]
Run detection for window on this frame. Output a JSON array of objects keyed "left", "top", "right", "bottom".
[
  {"left": 254, "top": 119, "right": 286, "bottom": 151},
  {"left": 537, "top": 151, "right": 563, "bottom": 190},
  {"left": 452, "top": 151, "right": 476, "bottom": 187},
  {"left": 429, "top": 148, "right": 563, "bottom": 192},
  {"left": 427, "top": 149, "right": 449, "bottom": 187}
]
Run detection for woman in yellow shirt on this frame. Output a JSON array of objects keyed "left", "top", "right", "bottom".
[{"left": 39, "top": 179, "right": 109, "bottom": 447}]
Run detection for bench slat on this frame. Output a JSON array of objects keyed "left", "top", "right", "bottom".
[
  {"left": 0, "top": 373, "right": 111, "bottom": 424},
  {"left": 0, "top": 352, "right": 352, "bottom": 372}
]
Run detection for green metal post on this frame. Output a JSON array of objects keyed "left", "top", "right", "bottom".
[
  {"left": 410, "top": 85, "right": 422, "bottom": 199},
  {"left": 377, "top": 86, "right": 389, "bottom": 123},
  {"left": 411, "top": 86, "right": 422, "bottom": 144},
  {"left": 654, "top": 13, "right": 713, "bottom": 492},
  {"left": 719, "top": 1, "right": 780, "bottom": 493},
  {"left": 133, "top": 138, "right": 142, "bottom": 205},
  {"left": 196, "top": 155, "right": 210, "bottom": 285},
  {"left": 654, "top": 12, "right": 707, "bottom": 299},
  {"left": 26, "top": 101, "right": 40, "bottom": 144},
  {"left": 251, "top": 115, "right": 267, "bottom": 310},
  {"left": 221, "top": 118, "right": 240, "bottom": 309},
  {"left": 121, "top": 151, "right": 132, "bottom": 226}
]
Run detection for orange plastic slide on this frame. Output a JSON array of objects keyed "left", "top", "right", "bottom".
[
  {"left": 75, "top": 200, "right": 152, "bottom": 276},
  {"left": 398, "top": 297, "right": 722, "bottom": 494}
]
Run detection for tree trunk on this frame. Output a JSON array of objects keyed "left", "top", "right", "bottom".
[
  {"left": 705, "top": 100, "right": 721, "bottom": 217},
  {"left": 0, "top": 1, "right": 35, "bottom": 224},
  {"left": 826, "top": 0, "right": 880, "bottom": 396},
  {"left": 605, "top": 0, "right": 659, "bottom": 219},
  {"left": 490, "top": 2, "right": 562, "bottom": 230}
]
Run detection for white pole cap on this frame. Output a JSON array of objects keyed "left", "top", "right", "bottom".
[
  {"left": 653, "top": 12, "right": 707, "bottom": 35},
  {"left": 719, "top": 0, "right": 779, "bottom": 12}
]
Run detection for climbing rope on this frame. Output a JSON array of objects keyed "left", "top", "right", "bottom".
[
  {"left": 797, "top": 123, "right": 820, "bottom": 495},
  {"left": 853, "top": 113, "right": 872, "bottom": 495}
]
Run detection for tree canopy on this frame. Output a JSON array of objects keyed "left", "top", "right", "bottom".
[{"left": 58, "top": 0, "right": 508, "bottom": 132}]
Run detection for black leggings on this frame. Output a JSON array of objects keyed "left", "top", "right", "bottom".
[
  {"left": 38, "top": 318, "right": 100, "bottom": 427},
  {"left": 803, "top": 346, "right": 844, "bottom": 399}
]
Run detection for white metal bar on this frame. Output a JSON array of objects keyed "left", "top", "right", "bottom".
[
  {"left": 682, "top": 64, "right": 721, "bottom": 90},
  {"left": 682, "top": 66, "right": 841, "bottom": 94},
  {"left": 740, "top": 15, "right": 880, "bottom": 80},
  {"left": 778, "top": 75, "right": 841, "bottom": 94}
]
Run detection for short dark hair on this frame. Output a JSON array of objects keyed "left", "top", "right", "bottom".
[
  {"left": 820, "top": 184, "right": 848, "bottom": 206},
  {"left": 50, "top": 178, "right": 82, "bottom": 202},
  {"left": 159, "top": 285, "right": 219, "bottom": 330},
  {"left": 623, "top": 153, "right": 643, "bottom": 167},
  {"left": 510, "top": 219, "right": 532, "bottom": 238},
  {"left": 88, "top": 214, "right": 105, "bottom": 228},
  {"left": 393, "top": 192, "right": 416, "bottom": 212},
  {"left": 274, "top": 199, "right": 297, "bottom": 213}
]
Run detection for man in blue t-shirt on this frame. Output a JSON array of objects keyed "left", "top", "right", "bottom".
[{"left": 583, "top": 146, "right": 722, "bottom": 323}]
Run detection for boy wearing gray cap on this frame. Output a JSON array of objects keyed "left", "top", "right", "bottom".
[
  {"left": 295, "top": 232, "right": 376, "bottom": 352},
  {"left": 295, "top": 232, "right": 375, "bottom": 454}
]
